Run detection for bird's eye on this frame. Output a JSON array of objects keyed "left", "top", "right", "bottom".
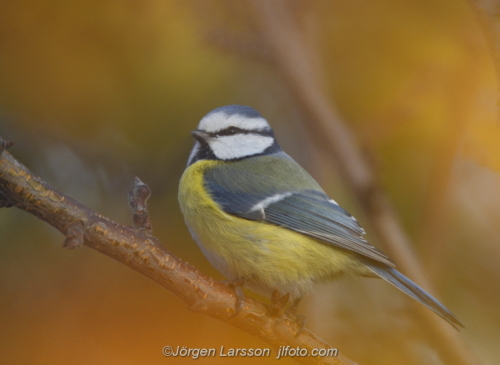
[{"left": 226, "top": 127, "right": 239, "bottom": 135}]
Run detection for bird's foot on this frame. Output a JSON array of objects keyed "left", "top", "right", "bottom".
[
  {"left": 269, "top": 290, "right": 289, "bottom": 317},
  {"left": 288, "top": 314, "right": 306, "bottom": 337},
  {"left": 222, "top": 277, "right": 247, "bottom": 317},
  {"left": 286, "top": 297, "right": 306, "bottom": 337},
  {"left": 269, "top": 291, "right": 306, "bottom": 337}
]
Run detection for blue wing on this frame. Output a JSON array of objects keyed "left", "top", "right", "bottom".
[
  {"left": 257, "top": 190, "right": 393, "bottom": 266},
  {"left": 204, "top": 155, "right": 394, "bottom": 267}
]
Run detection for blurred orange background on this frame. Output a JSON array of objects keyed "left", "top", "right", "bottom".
[{"left": 0, "top": 1, "right": 499, "bottom": 364}]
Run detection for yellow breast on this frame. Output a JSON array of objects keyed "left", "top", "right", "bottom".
[{"left": 178, "top": 160, "right": 366, "bottom": 299}]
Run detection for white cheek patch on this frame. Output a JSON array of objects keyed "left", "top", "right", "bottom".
[
  {"left": 199, "top": 112, "right": 270, "bottom": 133},
  {"left": 209, "top": 134, "right": 274, "bottom": 160}
]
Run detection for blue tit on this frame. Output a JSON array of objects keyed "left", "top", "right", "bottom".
[{"left": 178, "top": 105, "right": 463, "bottom": 329}]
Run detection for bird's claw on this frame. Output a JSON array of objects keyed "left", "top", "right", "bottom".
[
  {"left": 270, "top": 290, "right": 289, "bottom": 317},
  {"left": 270, "top": 292, "right": 306, "bottom": 336},
  {"left": 289, "top": 314, "right": 306, "bottom": 337},
  {"left": 223, "top": 277, "right": 247, "bottom": 317}
]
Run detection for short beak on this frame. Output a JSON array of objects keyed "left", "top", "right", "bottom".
[{"left": 191, "top": 130, "right": 211, "bottom": 143}]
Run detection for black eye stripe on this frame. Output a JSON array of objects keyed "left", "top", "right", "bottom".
[
  {"left": 214, "top": 126, "right": 244, "bottom": 136},
  {"left": 210, "top": 127, "right": 273, "bottom": 137}
]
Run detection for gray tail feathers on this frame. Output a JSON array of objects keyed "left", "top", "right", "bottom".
[{"left": 365, "top": 263, "right": 464, "bottom": 329}]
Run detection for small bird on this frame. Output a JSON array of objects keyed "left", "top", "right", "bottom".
[{"left": 178, "top": 105, "right": 463, "bottom": 329}]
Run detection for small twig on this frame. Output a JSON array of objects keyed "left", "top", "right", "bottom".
[
  {"left": 128, "top": 176, "right": 153, "bottom": 234},
  {"left": 0, "top": 137, "right": 14, "bottom": 154},
  {"left": 0, "top": 138, "right": 357, "bottom": 365}
]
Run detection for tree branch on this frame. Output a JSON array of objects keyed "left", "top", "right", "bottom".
[{"left": 0, "top": 136, "right": 357, "bottom": 365}]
